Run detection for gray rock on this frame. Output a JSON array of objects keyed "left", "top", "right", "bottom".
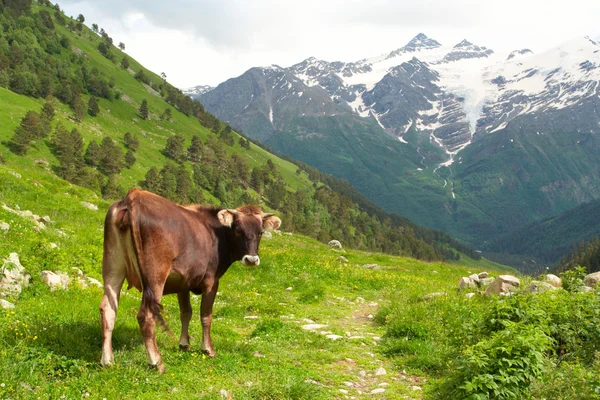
[
  {"left": 584, "top": 272, "right": 600, "bottom": 288},
  {"left": 0, "top": 282, "right": 21, "bottom": 298},
  {"left": 526, "top": 281, "right": 556, "bottom": 293},
  {"left": 486, "top": 275, "right": 521, "bottom": 295},
  {"left": 262, "top": 231, "right": 272, "bottom": 239},
  {"left": 40, "top": 271, "right": 70, "bottom": 290},
  {"left": 579, "top": 286, "right": 594, "bottom": 293},
  {"left": 328, "top": 240, "right": 342, "bottom": 249},
  {"left": 544, "top": 274, "right": 562, "bottom": 287},
  {"left": 8, "top": 171, "right": 21, "bottom": 179},
  {"left": 370, "top": 388, "right": 386, "bottom": 394},
  {"left": 1, "top": 253, "right": 30, "bottom": 287},
  {"left": 375, "top": 367, "right": 386, "bottom": 376},
  {"left": 86, "top": 277, "right": 103, "bottom": 288},
  {"left": 458, "top": 277, "right": 476, "bottom": 289},
  {"left": 465, "top": 292, "right": 476, "bottom": 299},
  {"left": 81, "top": 202, "right": 98, "bottom": 211},
  {"left": 338, "top": 256, "right": 349, "bottom": 263},
  {"left": 40, "top": 215, "right": 51, "bottom": 224},
  {"left": 478, "top": 271, "right": 489, "bottom": 279},
  {"left": 424, "top": 292, "right": 447, "bottom": 299},
  {"left": 479, "top": 277, "right": 495, "bottom": 287},
  {"left": 360, "top": 264, "right": 382, "bottom": 270},
  {"left": 469, "top": 273, "right": 480, "bottom": 284},
  {"left": 0, "top": 299, "right": 15, "bottom": 309},
  {"left": 0, "top": 221, "right": 9, "bottom": 232}
]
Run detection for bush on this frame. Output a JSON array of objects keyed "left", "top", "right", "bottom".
[{"left": 435, "top": 323, "right": 552, "bottom": 399}]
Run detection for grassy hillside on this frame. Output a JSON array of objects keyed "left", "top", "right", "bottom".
[{"left": 0, "top": 165, "right": 517, "bottom": 399}]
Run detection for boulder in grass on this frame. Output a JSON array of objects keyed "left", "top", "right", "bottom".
[
  {"left": 478, "top": 272, "right": 489, "bottom": 279},
  {"left": 81, "top": 202, "right": 98, "bottom": 211},
  {"left": 469, "top": 274, "right": 480, "bottom": 284},
  {"left": 526, "top": 281, "right": 556, "bottom": 293},
  {"left": 0, "top": 299, "right": 15, "bottom": 309},
  {"left": 328, "top": 240, "right": 342, "bottom": 249},
  {"left": 479, "top": 277, "right": 495, "bottom": 287},
  {"left": 584, "top": 272, "right": 600, "bottom": 288},
  {"left": 40, "top": 271, "right": 70, "bottom": 290},
  {"left": 458, "top": 277, "right": 476, "bottom": 289},
  {"left": 485, "top": 275, "right": 520, "bottom": 295},
  {"left": 544, "top": 274, "right": 561, "bottom": 287}
]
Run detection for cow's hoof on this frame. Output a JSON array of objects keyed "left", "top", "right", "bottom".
[
  {"left": 201, "top": 349, "right": 216, "bottom": 358},
  {"left": 150, "top": 362, "right": 166, "bottom": 374},
  {"left": 178, "top": 344, "right": 191, "bottom": 351}
]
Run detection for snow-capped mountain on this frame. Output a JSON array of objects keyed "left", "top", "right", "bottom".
[
  {"left": 183, "top": 84, "right": 214, "bottom": 98},
  {"left": 198, "top": 34, "right": 600, "bottom": 245},
  {"left": 270, "top": 34, "right": 600, "bottom": 164}
]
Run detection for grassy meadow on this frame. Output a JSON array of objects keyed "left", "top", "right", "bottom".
[{"left": 0, "top": 164, "right": 519, "bottom": 399}]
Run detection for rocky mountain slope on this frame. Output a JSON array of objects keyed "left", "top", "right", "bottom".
[{"left": 196, "top": 34, "right": 600, "bottom": 249}]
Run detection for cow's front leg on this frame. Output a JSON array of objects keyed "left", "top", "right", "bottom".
[
  {"left": 177, "top": 291, "right": 192, "bottom": 351},
  {"left": 200, "top": 280, "right": 219, "bottom": 357}
]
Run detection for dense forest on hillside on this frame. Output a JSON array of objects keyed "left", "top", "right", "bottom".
[
  {"left": 554, "top": 237, "right": 600, "bottom": 274},
  {"left": 0, "top": 0, "right": 481, "bottom": 262}
]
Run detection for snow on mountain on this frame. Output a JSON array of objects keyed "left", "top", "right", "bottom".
[
  {"left": 285, "top": 34, "right": 600, "bottom": 162},
  {"left": 183, "top": 84, "right": 214, "bottom": 98}
]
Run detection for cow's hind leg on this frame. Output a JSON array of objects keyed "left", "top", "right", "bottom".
[
  {"left": 201, "top": 279, "right": 219, "bottom": 357},
  {"left": 138, "top": 280, "right": 168, "bottom": 373},
  {"left": 99, "top": 249, "right": 126, "bottom": 366},
  {"left": 177, "top": 291, "right": 193, "bottom": 350}
]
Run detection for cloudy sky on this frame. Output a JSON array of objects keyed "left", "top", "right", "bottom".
[{"left": 61, "top": 0, "right": 600, "bottom": 88}]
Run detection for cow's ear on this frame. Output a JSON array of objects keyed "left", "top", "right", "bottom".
[
  {"left": 263, "top": 215, "right": 281, "bottom": 231},
  {"left": 217, "top": 209, "right": 236, "bottom": 227}
]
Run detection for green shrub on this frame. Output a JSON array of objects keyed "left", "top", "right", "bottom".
[
  {"left": 435, "top": 323, "right": 553, "bottom": 399},
  {"left": 560, "top": 265, "right": 587, "bottom": 292}
]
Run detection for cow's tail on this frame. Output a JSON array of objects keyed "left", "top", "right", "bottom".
[{"left": 126, "top": 194, "right": 176, "bottom": 340}]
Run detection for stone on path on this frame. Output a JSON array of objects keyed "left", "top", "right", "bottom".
[
  {"left": 375, "top": 367, "right": 386, "bottom": 376},
  {"left": 302, "top": 323, "right": 327, "bottom": 331}
]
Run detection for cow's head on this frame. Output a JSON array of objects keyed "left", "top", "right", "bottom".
[{"left": 217, "top": 205, "right": 281, "bottom": 266}]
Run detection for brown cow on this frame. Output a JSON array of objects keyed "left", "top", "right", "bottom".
[{"left": 99, "top": 189, "right": 281, "bottom": 372}]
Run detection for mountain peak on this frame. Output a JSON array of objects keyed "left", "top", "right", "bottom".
[
  {"left": 404, "top": 33, "right": 442, "bottom": 51},
  {"left": 386, "top": 33, "right": 441, "bottom": 59},
  {"left": 454, "top": 39, "right": 474, "bottom": 48}
]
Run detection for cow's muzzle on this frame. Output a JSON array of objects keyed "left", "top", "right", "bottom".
[{"left": 241, "top": 255, "right": 260, "bottom": 266}]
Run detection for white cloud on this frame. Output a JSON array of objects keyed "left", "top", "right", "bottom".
[{"left": 61, "top": 0, "right": 600, "bottom": 88}]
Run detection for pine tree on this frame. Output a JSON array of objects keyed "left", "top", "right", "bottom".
[
  {"left": 164, "top": 134, "right": 186, "bottom": 163},
  {"left": 98, "top": 137, "right": 124, "bottom": 176},
  {"left": 158, "top": 164, "right": 177, "bottom": 200},
  {"left": 8, "top": 111, "right": 41, "bottom": 154},
  {"left": 139, "top": 99, "right": 149, "bottom": 120},
  {"left": 187, "top": 135, "right": 202, "bottom": 163},
  {"left": 84, "top": 140, "right": 101, "bottom": 167},
  {"left": 71, "top": 93, "right": 86, "bottom": 121},
  {"left": 53, "top": 125, "right": 86, "bottom": 183},
  {"left": 139, "top": 166, "right": 160, "bottom": 193},
  {"left": 41, "top": 98, "right": 55, "bottom": 121},
  {"left": 175, "top": 164, "right": 192, "bottom": 202},
  {"left": 161, "top": 108, "right": 172, "bottom": 121},
  {"left": 102, "top": 176, "right": 125, "bottom": 200},
  {"left": 125, "top": 149, "right": 136, "bottom": 168},
  {"left": 88, "top": 96, "right": 100, "bottom": 116},
  {"left": 123, "top": 132, "right": 139, "bottom": 152}
]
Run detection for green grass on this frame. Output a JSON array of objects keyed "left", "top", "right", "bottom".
[{"left": 0, "top": 164, "right": 514, "bottom": 399}]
